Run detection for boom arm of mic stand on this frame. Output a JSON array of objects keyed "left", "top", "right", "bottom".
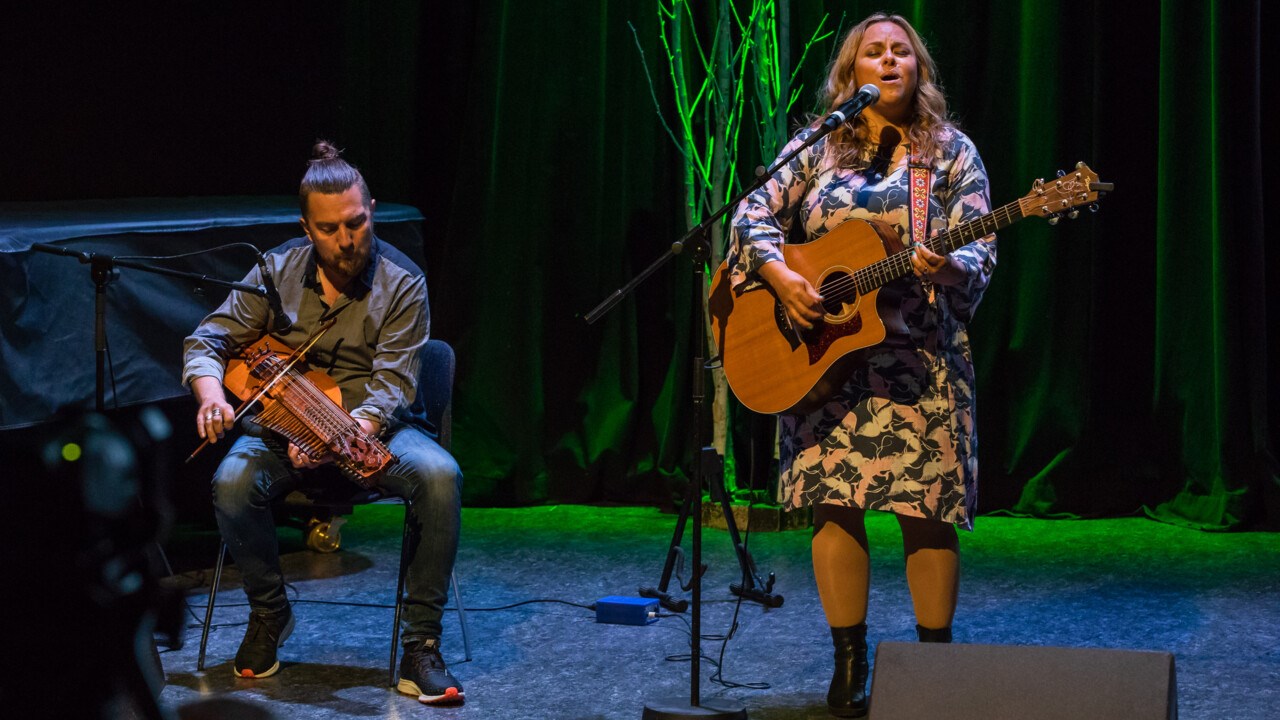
[
  {"left": 29, "top": 243, "right": 269, "bottom": 413},
  {"left": 29, "top": 243, "right": 268, "bottom": 297},
  {"left": 584, "top": 122, "right": 835, "bottom": 325},
  {"left": 584, "top": 227, "right": 704, "bottom": 325}
]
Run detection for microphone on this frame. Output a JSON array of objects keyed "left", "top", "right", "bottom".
[
  {"left": 820, "top": 84, "right": 881, "bottom": 130},
  {"left": 256, "top": 253, "right": 292, "bottom": 333}
]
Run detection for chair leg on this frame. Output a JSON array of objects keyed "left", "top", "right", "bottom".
[
  {"left": 451, "top": 570, "right": 472, "bottom": 662},
  {"left": 197, "top": 543, "right": 227, "bottom": 671},
  {"left": 390, "top": 502, "right": 413, "bottom": 687},
  {"left": 390, "top": 499, "right": 471, "bottom": 684}
]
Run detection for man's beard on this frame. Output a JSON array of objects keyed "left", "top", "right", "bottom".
[
  {"left": 334, "top": 253, "right": 366, "bottom": 276},
  {"left": 325, "top": 246, "right": 369, "bottom": 279}
]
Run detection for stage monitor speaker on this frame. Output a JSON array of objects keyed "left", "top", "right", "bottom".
[{"left": 868, "top": 641, "right": 1177, "bottom": 720}]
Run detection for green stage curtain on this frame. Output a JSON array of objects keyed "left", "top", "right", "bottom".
[{"left": 419, "top": 1, "right": 1274, "bottom": 527}]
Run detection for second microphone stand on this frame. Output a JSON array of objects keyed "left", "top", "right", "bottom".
[{"left": 585, "top": 116, "right": 850, "bottom": 720}]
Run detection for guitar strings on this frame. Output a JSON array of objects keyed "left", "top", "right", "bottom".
[{"left": 806, "top": 202, "right": 1020, "bottom": 303}]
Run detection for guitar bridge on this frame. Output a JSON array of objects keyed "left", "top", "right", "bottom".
[{"left": 774, "top": 300, "right": 806, "bottom": 351}]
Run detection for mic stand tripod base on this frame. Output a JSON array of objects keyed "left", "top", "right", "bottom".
[{"left": 642, "top": 697, "right": 747, "bottom": 720}]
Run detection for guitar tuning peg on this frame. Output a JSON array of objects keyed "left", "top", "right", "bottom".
[
  {"left": 1033, "top": 178, "right": 1044, "bottom": 189},
  {"left": 1089, "top": 203, "right": 1100, "bottom": 213},
  {"left": 1047, "top": 215, "right": 1060, "bottom": 226},
  {"left": 1075, "top": 161, "right": 1085, "bottom": 169},
  {"left": 1056, "top": 169, "right": 1066, "bottom": 177},
  {"left": 1068, "top": 210, "right": 1079, "bottom": 220}
]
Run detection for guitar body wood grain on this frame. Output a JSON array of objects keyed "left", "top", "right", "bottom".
[{"left": 710, "top": 218, "right": 907, "bottom": 415}]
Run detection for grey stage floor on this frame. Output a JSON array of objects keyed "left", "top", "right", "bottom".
[{"left": 156, "top": 505, "right": 1279, "bottom": 719}]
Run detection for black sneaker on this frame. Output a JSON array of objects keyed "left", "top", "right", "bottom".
[
  {"left": 233, "top": 605, "right": 295, "bottom": 678},
  {"left": 397, "top": 637, "right": 464, "bottom": 704}
]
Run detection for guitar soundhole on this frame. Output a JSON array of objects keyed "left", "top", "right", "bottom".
[{"left": 818, "top": 271, "right": 859, "bottom": 321}]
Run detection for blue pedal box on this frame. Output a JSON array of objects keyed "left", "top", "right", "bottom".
[{"left": 595, "top": 596, "right": 659, "bottom": 625}]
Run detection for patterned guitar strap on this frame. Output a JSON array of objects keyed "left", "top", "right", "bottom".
[
  {"left": 908, "top": 145, "right": 933, "bottom": 304},
  {"left": 908, "top": 146, "right": 947, "bottom": 385}
]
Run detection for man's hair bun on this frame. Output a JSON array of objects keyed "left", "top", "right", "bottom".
[{"left": 309, "top": 140, "right": 342, "bottom": 164}]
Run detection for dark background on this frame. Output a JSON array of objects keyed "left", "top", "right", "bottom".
[{"left": 2, "top": 1, "right": 1275, "bottom": 528}]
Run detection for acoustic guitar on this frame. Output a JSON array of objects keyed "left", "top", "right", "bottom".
[{"left": 708, "top": 162, "right": 1112, "bottom": 415}]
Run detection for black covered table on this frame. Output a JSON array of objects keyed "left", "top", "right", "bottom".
[{"left": 0, "top": 197, "right": 425, "bottom": 429}]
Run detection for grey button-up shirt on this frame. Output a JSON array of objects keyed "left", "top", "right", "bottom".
[{"left": 182, "top": 235, "right": 429, "bottom": 430}]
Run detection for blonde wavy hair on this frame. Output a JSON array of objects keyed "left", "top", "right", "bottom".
[{"left": 818, "top": 13, "right": 954, "bottom": 170}]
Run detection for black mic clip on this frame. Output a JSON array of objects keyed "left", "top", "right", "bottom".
[
  {"left": 256, "top": 253, "right": 293, "bottom": 334},
  {"left": 638, "top": 586, "right": 689, "bottom": 614},
  {"left": 820, "top": 83, "right": 882, "bottom": 131},
  {"left": 730, "top": 571, "right": 785, "bottom": 608}
]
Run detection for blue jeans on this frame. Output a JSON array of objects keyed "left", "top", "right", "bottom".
[{"left": 212, "top": 425, "right": 462, "bottom": 643}]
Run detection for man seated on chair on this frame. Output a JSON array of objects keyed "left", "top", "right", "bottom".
[{"left": 182, "top": 140, "right": 464, "bottom": 705}]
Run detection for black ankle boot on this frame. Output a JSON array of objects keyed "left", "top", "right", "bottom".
[
  {"left": 916, "top": 624, "right": 952, "bottom": 643},
  {"left": 827, "top": 624, "right": 868, "bottom": 718}
]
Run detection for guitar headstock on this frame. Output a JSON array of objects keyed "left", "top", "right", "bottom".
[{"left": 1019, "top": 162, "right": 1114, "bottom": 225}]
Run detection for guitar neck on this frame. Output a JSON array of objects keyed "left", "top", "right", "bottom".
[{"left": 856, "top": 200, "right": 1023, "bottom": 293}]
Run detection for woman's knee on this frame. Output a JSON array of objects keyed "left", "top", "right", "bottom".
[
  {"left": 897, "top": 514, "right": 958, "bottom": 555},
  {"left": 814, "top": 503, "right": 869, "bottom": 548}
]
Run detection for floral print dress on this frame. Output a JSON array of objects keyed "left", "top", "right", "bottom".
[{"left": 728, "top": 126, "right": 996, "bottom": 529}]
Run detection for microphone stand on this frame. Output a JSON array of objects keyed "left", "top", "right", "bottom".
[
  {"left": 30, "top": 242, "right": 267, "bottom": 411},
  {"left": 28, "top": 242, "right": 264, "bottom": 720},
  {"left": 585, "top": 117, "right": 847, "bottom": 720}
]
